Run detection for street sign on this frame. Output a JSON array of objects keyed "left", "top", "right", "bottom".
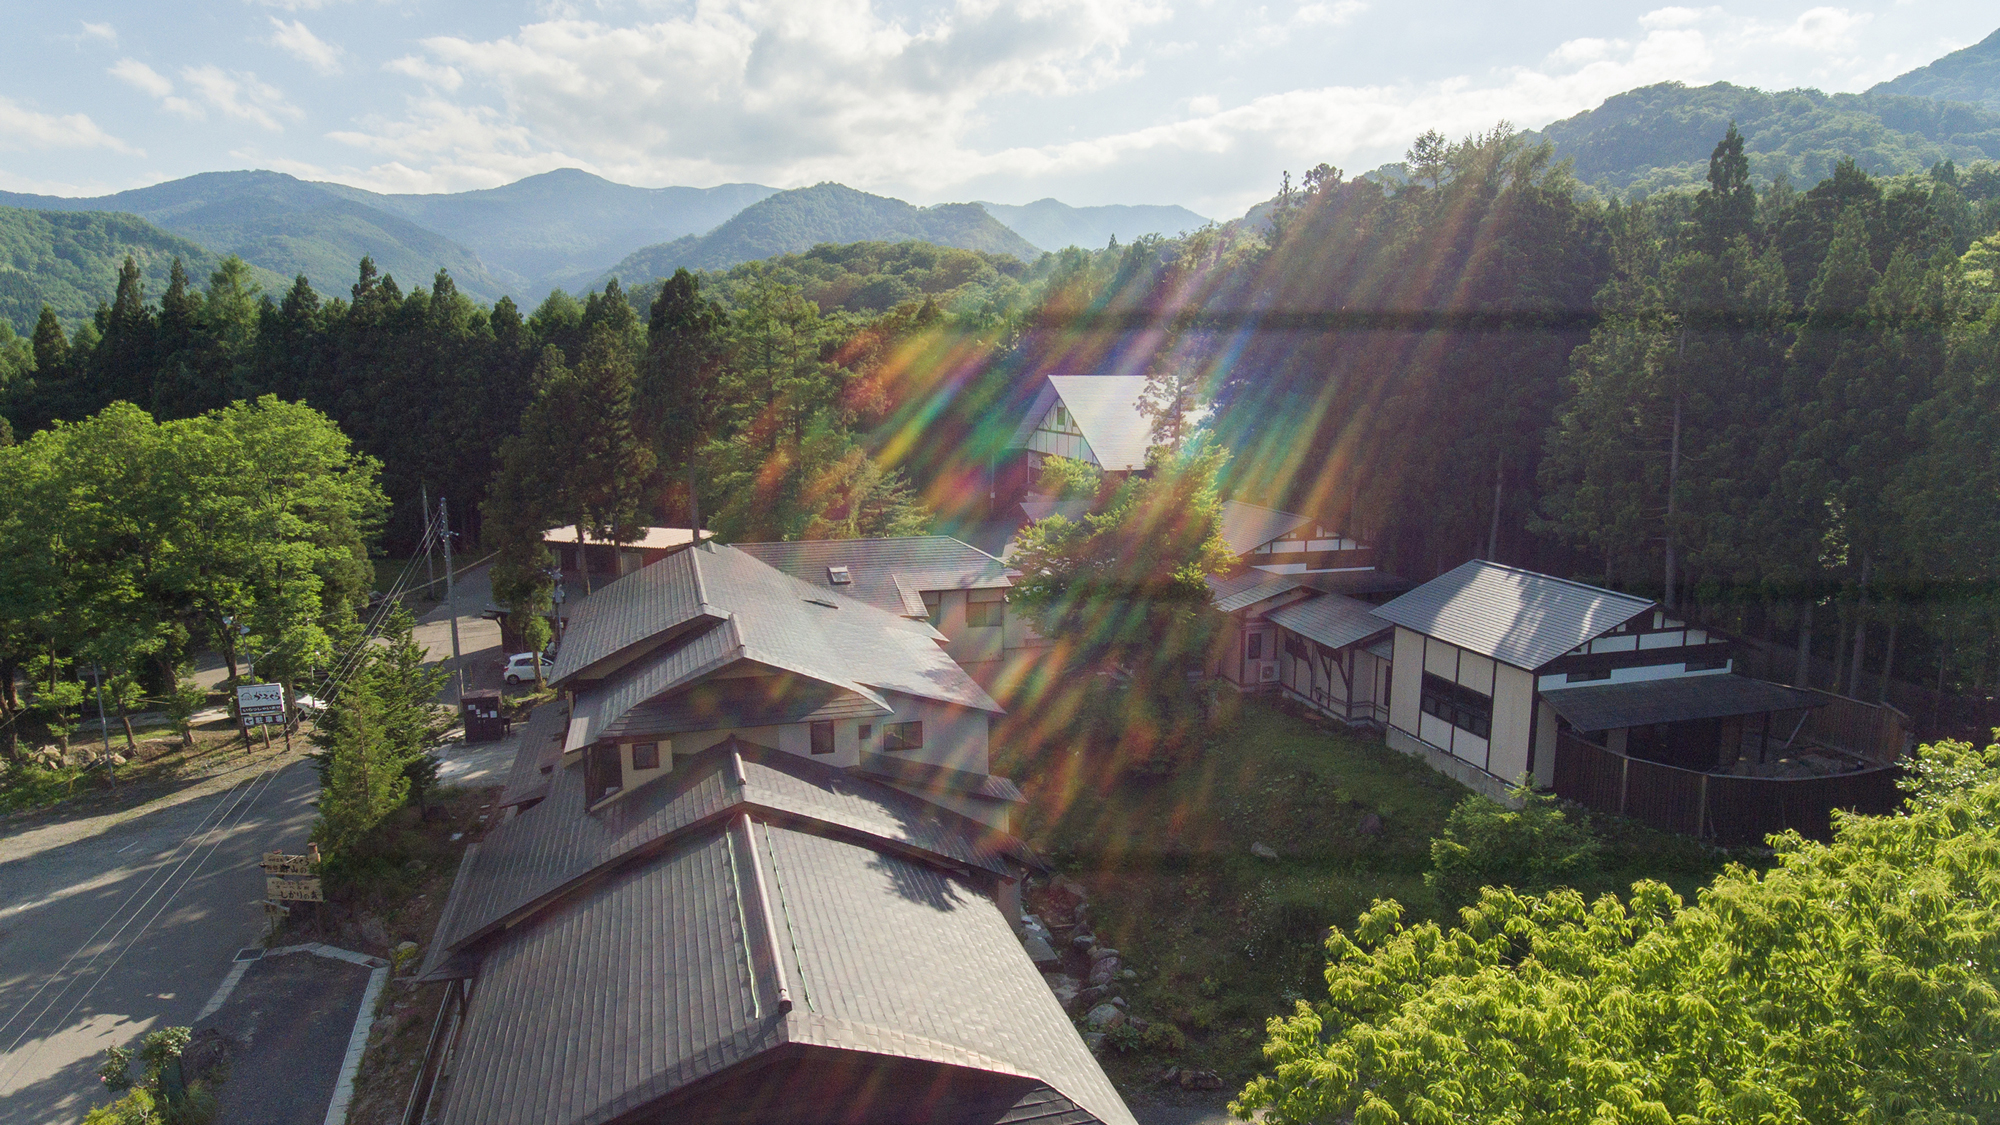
[
  {"left": 262, "top": 852, "right": 318, "bottom": 874},
  {"left": 265, "top": 875, "right": 324, "bottom": 902},
  {"left": 237, "top": 683, "right": 286, "bottom": 724}
]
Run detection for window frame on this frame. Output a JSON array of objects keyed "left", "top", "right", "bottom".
[
  {"left": 809, "top": 720, "right": 835, "bottom": 755},
  {"left": 1420, "top": 672, "right": 1492, "bottom": 739},
  {"left": 882, "top": 721, "right": 923, "bottom": 752},
  {"left": 630, "top": 741, "right": 661, "bottom": 771},
  {"left": 965, "top": 600, "right": 1004, "bottom": 628}
]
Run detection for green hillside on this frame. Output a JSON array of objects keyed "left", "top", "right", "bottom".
[
  {"left": 689, "top": 240, "right": 1035, "bottom": 315},
  {"left": 1527, "top": 81, "right": 2000, "bottom": 195},
  {"left": 1870, "top": 26, "right": 2000, "bottom": 112},
  {"left": 0, "top": 206, "right": 284, "bottom": 333},
  {"left": 977, "top": 199, "right": 1210, "bottom": 251},
  {"left": 313, "top": 169, "right": 777, "bottom": 298},
  {"left": 0, "top": 171, "right": 510, "bottom": 303},
  {"left": 603, "top": 183, "right": 1044, "bottom": 283}
]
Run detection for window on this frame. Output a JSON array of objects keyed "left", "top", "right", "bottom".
[
  {"left": 1055, "top": 404, "right": 1069, "bottom": 429},
  {"left": 966, "top": 600, "right": 1004, "bottom": 628},
  {"left": 859, "top": 724, "right": 872, "bottom": 742},
  {"left": 883, "top": 721, "right": 923, "bottom": 752},
  {"left": 630, "top": 742, "right": 660, "bottom": 770},
  {"left": 922, "top": 592, "right": 941, "bottom": 626},
  {"left": 1420, "top": 673, "right": 1491, "bottom": 739},
  {"left": 810, "top": 721, "right": 835, "bottom": 755},
  {"left": 1283, "top": 633, "right": 1310, "bottom": 661},
  {"left": 1566, "top": 668, "right": 1611, "bottom": 683},
  {"left": 1246, "top": 632, "right": 1264, "bottom": 661},
  {"left": 827, "top": 565, "right": 852, "bottom": 585}
]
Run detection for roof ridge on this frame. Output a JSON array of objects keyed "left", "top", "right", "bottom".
[{"left": 1465, "top": 559, "right": 1654, "bottom": 607}]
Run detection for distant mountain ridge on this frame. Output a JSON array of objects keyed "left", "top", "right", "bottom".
[
  {"left": 601, "top": 183, "right": 1044, "bottom": 284},
  {"left": 975, "top": 199, "right": 1210, "bottom": 251},
  {"left": 0, "top": 205, "right": 287, "bottom": 333},
  {"left": 311, "top": 170, "right": 778, "bottom": 297},
  {"left": 1870, "top": 27, "right": 2000, "bottom": 113}
]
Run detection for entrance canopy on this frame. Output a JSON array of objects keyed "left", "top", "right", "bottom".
[{"left": 1541, "top": 675, "right": 1823, "bottom": 733}]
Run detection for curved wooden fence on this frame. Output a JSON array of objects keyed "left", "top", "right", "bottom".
[{"left": 1552, "top": 733, "right": 1903, "bottom": 846}]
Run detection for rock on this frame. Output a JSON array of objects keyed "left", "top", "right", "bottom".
[
  {"left": 180, "top": 1028, "right": 235, "bottom": 1085},
  {"left": 1050, "top": 874, "right": 1090, "bottom": 906},
  {"left": 1157, "top": 1067, "right": 1180, "bottom": 1086},
  {"left": 1021, "top": 934, "right": 1060, "bottom": 966},
  {"left": 1178, "top": 1068, "right": 1224, "bottom": 1091},
  {"left": 1087, "top": 958, "right": 1121, "bottom": 987},
  {"left": 1070, "top": 932, "right": 1097, "bottom": 953},
  {"left": 357, "top": 916, "right": 391, "bottom": 949},
  {"left": 1358, "top": 811, "right": 1384, "bottom": 836},
  {"left": 1019, "top": 915, "right": 1054, "bottom": 945},
  {"left": 1084, "top": 1002, "right": 1126, "bottom": 1031},
  {"left": 1126, "top": 1015, "right": 1148, "bottom": 1032},
  {"left": 1076, "top": 985, "right": 1112, "bottom": 1009},
  {"left": 1119, "top": 968, "right": 1138, "bottom": 981},
  {"left": 1108, "top": 996, "right": 1127, "bottom": 1010},
  {"left": 1045, "top": 974, "right": 1081, "bottom": 1010},
  {"left": 1251, "top": 841, "right": 1279, "bottom": 860},
  {"left": 1087, "top": 946, "right": 1120, "bottom": 963},
  {"left": 1084, "top": 1032, "right": 1106, "bottom": 1055}
]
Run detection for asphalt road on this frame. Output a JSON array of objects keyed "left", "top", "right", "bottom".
[{"left": 0, "top": 757, "right": 320, "bottom": 1124}]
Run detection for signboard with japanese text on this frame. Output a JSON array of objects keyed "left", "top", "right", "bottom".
[{"left": 237, "top": 683, "right": 286, "bottom": 725}]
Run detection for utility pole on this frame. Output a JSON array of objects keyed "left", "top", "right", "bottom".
[
  {"left": 441, "top": 497, "right": 466, "bottom": 703},
  {"left": 91, "top": 663, "right": 111, "bottom": 758},
  {"left": 421, "top": 483, "right": 437, "bottom": 598}
]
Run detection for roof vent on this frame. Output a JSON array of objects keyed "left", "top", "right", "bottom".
[
  {"left": 803, "top": 596, "right": 838, "bottom": 609},
  {"left": 827, "top": 565, "right": 852, "bottom": 585}
]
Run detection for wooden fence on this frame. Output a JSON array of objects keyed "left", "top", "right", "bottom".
[
  {"left": 1552, "top": 733, "right": 1904, "bottom": 846},
  {"left": 1795, "top": 690, "right": 1911, "bottom": 764}
]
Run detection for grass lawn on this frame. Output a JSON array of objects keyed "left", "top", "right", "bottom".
[
  {"left": 993, "top": 690, "right": 1748, "bottom": 1092},
  {"left": 0, "top": 708, "right": 294, "bottom": 817}
]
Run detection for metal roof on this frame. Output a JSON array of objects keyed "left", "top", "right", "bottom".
[
  {"left": 733, "top": 536, "right": 1011, "bottom": 619},
  {"left": 440, "top": 815, "right": 1134, "bottom": 1125},
  {"left": 601, "top": 677, "right": 885, "bottom": 742},
  {"left": 1218, "top": 500, "right": 1315, "bottom": 556},
  {"left": 1264, "top": 593, "right": 1392, "bottom": 652},
  {"left": 1372, "top": 561, "right": 1655, "bottom": 670},
  {"left": 496, "top": 703, "right": 568, "bottom": 809},
  {"left": 541, "top": 525, "right": 711, "bottom": 551},
  {"left": 1019, "top": 498, "right": 1096, "bottom": 524},
  {"left": 431, "top": 733, "right": 1130, "bottom": 1125},
  {"left": 1045, "top": 376, "right": 1155, "bottom": 470},
  {"left": 556, "top": 544, "right": 999, "bottom": 745},
  {"left": 1004, "top": 381, "right": 1061, "bottom": 450},
  {"left": 437, "top": 734, "right": 1026, "bottom": 955},
  {"left": 1207, "top": 572, "right": 1310, "bottom": 614},
  {"left": 1540, "top": 675, "right": 1824, "bottom": 733},
  {"left": 854, "top": 751, "right": 1028, "bottom": 804}
]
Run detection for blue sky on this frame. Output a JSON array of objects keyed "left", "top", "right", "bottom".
[{"left": 0, "top": 1, "right": 1991, "bottom": 217}]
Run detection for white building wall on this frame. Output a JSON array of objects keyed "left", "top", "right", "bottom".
[
  {"left": 1389, "top": 627, "right": 1425, "bottom": 739},
  {"left": 1488, "top": 663, "right": 1536, "bottom": 785}
]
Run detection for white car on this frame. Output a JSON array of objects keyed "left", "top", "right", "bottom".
[{"left": 503, "top": 652, "right": 554, "bottom": 685}]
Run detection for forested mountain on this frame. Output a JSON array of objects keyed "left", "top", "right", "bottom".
[
  {"left": 0, "top": 206, "right": 284, "bottom": 333},
  {"left": 976, "top": 199, "right": 1210, "bottom": 251},
  {"left": 642, "top": 240, "right": 1039, "bottom": 318},
  {"left": 0, "top": 172, "right": 511, "bottom": 303},
  {"left": 312, "top": 170, "right": 777, "bottom": 298},
  {"left": 603, "top": 184, "right": 1043, "bottom": 282},
  {"left": 1870, "top": 27, "right": 2000, "bottom": 112}
]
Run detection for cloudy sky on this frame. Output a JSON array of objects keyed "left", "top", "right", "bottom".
[{"left": 0, "top": 0, "right": 1991, "bottom": 218}]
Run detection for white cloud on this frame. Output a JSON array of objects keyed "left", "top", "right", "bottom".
[
  {"left": 269, "top": 18, "right": 345, "bottom": 76},
  {"left": 1776, "top": 7, "right": 1871, "bottom": 51},
  {"left": 0, "top": 96, "right": 138, "bottom": 154},
  {"left": 340, "top": 0, "right": 1170, "bottom": 193},
  {"left": 110, "top": 58, "right": 175, "bottom": 99},
  {"left": 78, "top": 21, "right": 117, "bottom": 44},
  {"left": 1639, "top": 6, "right": 1717, "bottom": 30},
  {"left": 170, "top": 66, "right": 304, "bottom": 131},
  {"left": 1294, "top": 2, "right": 1365, "bottom": 27}
]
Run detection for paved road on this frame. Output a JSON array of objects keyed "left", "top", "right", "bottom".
[{"left": 0, "top": 757, "right": 319, "bottom": 1124}]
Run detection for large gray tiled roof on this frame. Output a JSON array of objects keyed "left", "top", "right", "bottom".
[
  {"left": 1206, "top": 571, "right": 1307, "bottom": 614},
  {"left": 432, "top": 733, "right": 1131, "bottom": 1125},
  {"left": 436, "top": 734, "right": 1025, "bottom": 954},
  {"left": 1264, "top": 592, "right": 1392, "bottom": 651},
  {"left": 733, "top": 536, "right": 1012, "bottom": 619},
  {"left": 496, "top": 703, "right": 568, "bottom": 809},
  {"left": 1217, "top": 500, "right": 1315, "bottom": 556},
  {"left": 556, "top": 543, "right": 999, "bottom": 746},
  {"left": 1372, "top": 560, "right": 1655, "bottom": 670}
]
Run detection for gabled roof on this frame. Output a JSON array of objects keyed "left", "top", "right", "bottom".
[
  {"left": 553, "top": 544, "right": 1000, "bottom": 744},
  {"left": 1373, "top": 560, "right": 1655, "bottom": 670},
  {"left": 1540, "top": 675, "right": 1823, "bottom": 733},
  {"left": 1004, "top": 376, "right": 1156, "bottom": 471},
  {"left": 733, "top": 536, "right": 1011, "bottom": 619},
  {"left": 1206, "top": 571, "right": 1310, "bottom": 614},
  {"left": 436, "top": 735, "right": 1028, "bottom": 958},
  {"left": 541, "top": 525, "right": 711, "bottom": 551},
  {"left": 430, "top": 734, "right": 1132, "bottom": 1125},
  {"left": 1264, "top": 592, "right": 1392, "bottom": 652},
  {"left": 1218, "top": 500, "right": 1316, "bottom": 556},
  {"left": 496, "top": 703, "right": 567, "bottom": 810}
]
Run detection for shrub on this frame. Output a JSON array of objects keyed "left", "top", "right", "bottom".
[{"left": 1424, "top": 784, "right": 1599, "bottom": 907}]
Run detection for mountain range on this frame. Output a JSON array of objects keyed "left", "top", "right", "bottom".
[{"left": 1, "top": 26, "right": 1996, "bottom": 331}]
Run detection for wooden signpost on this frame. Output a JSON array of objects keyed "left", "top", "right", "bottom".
[{"left": 260, "top": 845, "right": 324, "bottom": 932}]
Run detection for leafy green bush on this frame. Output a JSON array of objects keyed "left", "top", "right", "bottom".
[{"left": 1424, "top": 785, "right": 1600, "bottom": 907}]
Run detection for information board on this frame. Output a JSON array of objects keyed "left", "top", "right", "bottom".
[{"left": 236, "top": 683, "right": 286, "bottom": 725}]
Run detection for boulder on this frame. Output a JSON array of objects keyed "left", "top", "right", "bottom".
[
  {"left": 1044, "top": 974, "right": 1081, "bottom": 1010},
  {"left": 1119, "top": 968, "right": 1138, "bottom": 981},
  {"left": 1070, "top": 932, "right": 1098, "bottom": 954},
  {"left": 1178, "top": 1068, "right": 1224, "bottom": 1091},
  {"left": 1021, "top": 934, "right": 1060, "bottom": 966},
  {"left": 1076, "top": 984, "right": 1112, "bottom": 1009},
  {"left": 1084, "top": 1003, "right": 1126, "bottom": 1031},
  {"left": 1019, "top": 915, "right": 1054, "bottom": 946},
  {"left": 1358, "top": 811, "right": 1384, "bottom": 836},
  {"left": 1084, "top": 1032, "right": 1107, "bottom": 1055},
  {"left": 356, "top": 915, "right": 391, "bottom": 949},
  {"left": 1251, "top": 841, "right": 1279, "bottom": 860},
  {"left": 1087, "top": 958, "right": 1121, "bottom": 987}
]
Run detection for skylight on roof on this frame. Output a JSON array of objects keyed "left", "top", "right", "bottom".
[{"left": 827, "top": 565, "right": 852, "bottom": 584}]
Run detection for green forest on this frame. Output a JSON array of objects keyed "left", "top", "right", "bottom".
[{"left": 4, "top": 122, "right": 2000, "bottom": 755}]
